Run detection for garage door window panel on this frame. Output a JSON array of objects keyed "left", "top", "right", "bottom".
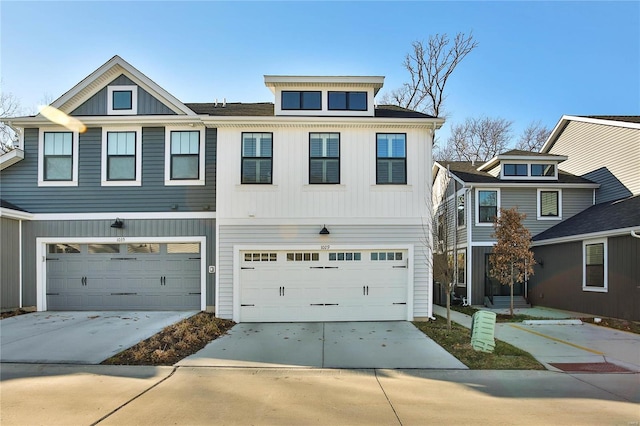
[
  {"left": 48, "top": 243, "right": 81, "bottom": 254},
  {"left": 127, "top": 243, "right": 160, "bottom": 254},
  {"left": 167, "top": 243, "right": 200, "bottom": 254},
  {"left": 88, "top": 244, "right": 120, "bottom": 254}
]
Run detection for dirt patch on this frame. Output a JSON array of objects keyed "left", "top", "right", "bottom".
[
  {"left": 102, "top": 312, "right": 235, "bottom": 366},
  {"left": 581, "top": 317, "right": 640, "bottom": 334},
  {"left": 0, "top": 308, "right": 33, "bottom": 319}
]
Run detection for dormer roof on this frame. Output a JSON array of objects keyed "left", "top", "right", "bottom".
[
  {"left": 264, "top": 75, "right": 384, "bottom": 95},
  {"left": 477, "top": 149, "right": 567, "bottom": 172}
]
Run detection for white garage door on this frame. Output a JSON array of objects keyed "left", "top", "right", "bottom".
[
  {"left": 46, "top": 242, "right": 201, "bottom": 310},
  {"left": 239, "top": 249, "right": 408, "bottom": 322}
]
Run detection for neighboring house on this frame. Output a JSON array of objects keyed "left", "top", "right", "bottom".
[
  {"left": 432, "top": 150, "right": 598, "bottom": 307},
  {"left": 0, "top": 56, "right": 443, "bottom": 322},
  {"left": 528, "top": 116, "right": 640, "bottom": 321}
]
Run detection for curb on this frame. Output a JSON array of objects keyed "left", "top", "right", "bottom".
[{"left": 522, "top": 319, "right": 583, "bottom": 325}]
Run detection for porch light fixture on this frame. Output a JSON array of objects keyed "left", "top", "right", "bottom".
[
  {"left": 111, "top": 219, "right": 124, "bottom": 229},
  {"left": 319, "top": 225, "right": 330, "bottom": 235}
]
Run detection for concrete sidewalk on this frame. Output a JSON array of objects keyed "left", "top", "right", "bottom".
[
  {"left": 1, "top": 364, "right": 638, "bottom": 425},
  {"left": 432, "top": 305, "right": 640, "bottom": 372}
]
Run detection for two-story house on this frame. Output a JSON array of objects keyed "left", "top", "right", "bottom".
[
  {"left": 0, "top": 56, "right": 444, "bottom": 323},
  {"left": 528, "top": 116, "right": 640, "bottom": 321},
  {"left": 432, "top": 150, "right": 598, "bottom": 307}
]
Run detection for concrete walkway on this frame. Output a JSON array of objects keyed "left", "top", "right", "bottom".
[
  {"left": 0, "top": 311, "right": 197, "bottom": 364},
  {"left": 179, "top": 321, "right": 467, "bottom": 369},
  {"left": 433, "top": 305, "right": 640, "bottom": 372},
  {"left": 1, "top": 364, "right": 638, "bottom": 425}
]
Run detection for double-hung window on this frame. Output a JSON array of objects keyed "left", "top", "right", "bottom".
[
  {"left": 583, "top": 239, "right": 607, "bottom": 292},
  {"left": 477, "top": 189, "right": 499, "bottom": 224},
  {"left": 242, "top": 132, "right": 273, "bottom": 184},
  {"left": 328, "top": 91, "right": 367, "bottom": 111},
  {"left": 537, "top": 189, "right": 561, "bottom": 220},
  {"left": 101, "top": 127, "right": 142, "bottom": 186},
  {"left": 309, "top": 133, "right": 339, "bottom": 184},
  {"left": 38, "top": 129, "right": 79, "bottom": 186},
  {"left": 164, "top": 127, "right": 205, "bottom": 186},
  {"left": 376, "top": 133, "right": 406, "bottom": 184},
  {"left": 281, "top": 91, "right": 321, "bottom": 110},
  {"left": 457, "top": 193, "right": 465, "bottom": 227},
  {"left": 457, "top": 249, "right": 466, "bottom": 286}
]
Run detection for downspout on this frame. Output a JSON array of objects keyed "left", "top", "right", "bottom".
[
  {"left": 466, "top": 186, "right": 473, "bottom": 305},
  {"left": 19, "top": 219, "right": 23, "bottom": 308}
]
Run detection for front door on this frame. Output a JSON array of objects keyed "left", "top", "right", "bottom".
[{"left": 484, "top": 254, "right": 523, "bottom": 298}]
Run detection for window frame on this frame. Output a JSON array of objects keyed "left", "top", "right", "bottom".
[
  {"left": 503, "top": 163, "right": 528, "bottom": 177},
  {"left": 38, "top": 128, "right": 79, "bottom": 187},
  {"left": 456, "top": 191, "right": 466, "bottom": 228},
  {"left": 107, "top": 85, "right": 138, "bottom": 115},
  {"left": 475, "top": 188, "right": 500, "bottom": 226},
  {"left": 101, "top": 127, "right": 142, "bottom": 186},
  {"left": 164, "top": 127, "right": 206, "bottom": 186},
  {"left": 309, "top": 132, "right": 340, "bottom": 184},
  {"left": 537, "top": 188, "right": 562, "bottom": 220},
  {"left": 531, "top": 163, "right": 557, "bottom": 178},
  {"left": 281, "top": 91, "right": 322, "bottom": 110},
  {"left": 457, "top": 248, "right": 466, "bottom": 286},
  {"left": 582, "top": 238, "right": 608, "bottom": 292},
  {"left": 327, "top": 91, "right": 368, "bottom": 111},
  {"left": 376, "top": 133, "right": 407, "bottom": 185},
  {"left": 241, "top": 132, "right": 273, "bottom": 185}
]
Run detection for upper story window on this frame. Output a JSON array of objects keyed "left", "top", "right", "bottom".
[
  {"left": 457, "top": 193, "right": 465, "bottom": 227},
  {"left": 242, "top": 132, "right": 273, "bottom": 184},
  {"left": 309, "top": 132, "right": 340, "bottom": 184},
  {"left": 164, "top": 127, "right": 205, "bottom": 186},
  {"left": 376, "top": 133, "right": 406, "bottom": 184},
  {"left": 328, "top": 91, "right": 367, "bottom": 111},
  {"left": 281, "top": 91, "right": 321, "bottom": 110},
  {"left": 537, "top": 189, "right": 562, "bottom": 220},
  {"left": 531, "top": 164, "right": 556, "bottom": 177},
  {"left": 38, "top": 129, "right": 79, "bottom": 187},
  {"left": 107, "top": 85, "right": 138, "bottom": 115},
  {"left": 101, "top": 127, "right": 142, "bottom": 186},
  {"left": 503, "top": 163, "right": 527, "bottom": 177},
  {"left": 476, "top": 189, "right": 499, "bottom": 225},
  {"left": 583, "top": 239, "right": 607, "bottom": 292}
]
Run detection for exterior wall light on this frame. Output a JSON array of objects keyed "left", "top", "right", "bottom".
[
  {"left": 111, "top": 219, "right": 124, "bottom": 229},
  {"left": 319, "top": 225, "right": 330, "bottom": 235}
]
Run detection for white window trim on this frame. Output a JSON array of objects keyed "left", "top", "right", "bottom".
[
  {"left": 500, "top": 162, "right": 558, "bottom": 180},
  {"left": 107, "top": 85, "right": 138, "bottom": 115},
  {"left": 38, "top": 128, "right": 79, "bottom": 187},
  {"left": 537, "top": 188, "right": 562, "bottom": 220},
  {"left": 101, "top": 126, "right": 142, "bottom": 186},
  {"left": 582, "top": 238, "right": 608, "bottom": 292},
  {"left": 475, "top": 188, "right": 500, "bottom": 226},
  {"left": 164, "top": 126, "right": 206, "bottom": 186}
]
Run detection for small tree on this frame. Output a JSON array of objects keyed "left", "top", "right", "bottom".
[{"left": 489, "top": 207, "right": 535, "bottom": 316}]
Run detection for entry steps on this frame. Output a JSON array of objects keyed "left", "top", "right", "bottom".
[{"left": 485, "top": 295, "right": 531, "bottom": 309}]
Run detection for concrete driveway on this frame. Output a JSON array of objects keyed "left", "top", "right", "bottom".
[
  {"left": 178, "top": 321, "right": 468, "bottom": 369},
  {"left": 0, "top": 311, "right": 197, "bottom": 364}
]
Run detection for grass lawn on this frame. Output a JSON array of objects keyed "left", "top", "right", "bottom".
[{"left": 413, "top": 316, "right": 545, "bottom": 370}]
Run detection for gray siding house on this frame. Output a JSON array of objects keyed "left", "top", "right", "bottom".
[
  {"left": 432, "top": 150, "right": 598, "bottom": 307},
  {"left": 528, "top": 116, "right": 640, "bottom": 321},
  {"left": 1, "top": 56, "right": 443, "bottom": 322}
]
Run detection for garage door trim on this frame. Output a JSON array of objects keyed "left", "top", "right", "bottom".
[
  {"left": 231, "top": 243, "right": 415, "bottom": 322},
  {"left": 36, "top": 236, "right": 207, "bottom": 311}
]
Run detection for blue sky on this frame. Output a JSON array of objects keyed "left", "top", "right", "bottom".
[{"left": 2, "top": 1, "right": 638, "bottom": 143}]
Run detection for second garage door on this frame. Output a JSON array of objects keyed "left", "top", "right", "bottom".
[{"left": 239, "top": 249, "right": 409, "bottom": 322}]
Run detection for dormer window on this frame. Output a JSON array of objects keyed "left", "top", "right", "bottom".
[
  {"left": 328, "top": 91, "right": 367, "bottom": 111},
  {"left": 503, "top": 164, "right": 527, "bottom": 177},
  {"left": 107, "top": 85, "right": 138, "bottom": 115},
  {"left": 281, "top": 91, "right": 321, "bottom": 110},
  {"left": 531, "top": 164, "right": 555, "bottom": 177}
]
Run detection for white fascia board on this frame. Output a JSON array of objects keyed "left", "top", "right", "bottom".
[
  {"left": 0, "top": 207, "right": 33, "bottom": 220},
  {"left": 468, "top": 182, "right": 599, "bottom": 189},
  {"left": 202, "top": 115, "right": 444, "bottom": 129},
  {"left": 0, "top": 148, "right": 24, "bottom": 170},
  {"left": 8, "top": 115, "right": 205, "bottom": 127},
  {"left": 31, "top": 212, "right": 216, "bottom": 220},
  {"left": 49, "top": 55, "right": 195, "bottom": 116},
  {"left": 264, "top": 75, "right": 385, "bottom": 94},
  {"left": 432, "top": 161, "right": 465, "bottom": 187},
  {"left": 531, "top": 226, "right": 640, "bottom": 246}
]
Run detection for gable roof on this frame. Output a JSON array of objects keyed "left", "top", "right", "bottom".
[
  {"left": 541, "top": 115, "right": 640, "bottom": 153},
  {"left": 533, "top": 195, "right": 640, "bottom": 243},
  {"left": 49, "top": 55, "right": 195, "bottom": 116},
  {"left": 477, "top": 149, "right": 567, "bottom": 172},
  {"left": 0, "top": 199, "right": 32, "bottom": 220},
  {"left": 186, "top": 103, "right": 436, "bottom": 119},
  {"left": 437, "top": 160, "right": 597, "bottom": 186}
]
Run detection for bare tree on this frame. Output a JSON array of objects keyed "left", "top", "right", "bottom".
[
  {"left": 380, "top": 32, "right": 478, "bottom": 117},
  {"left": 515, "top": 121, "right": 551, "bottom": 152},
  {"left": 440, "top": 116, "right": 513, "bottom": 162},
  {"left": 0, "top": 91, "right": 22, "bottom": 151},
  {"left": 489, "top": 208, "right": 536, "bottom": 316}
]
